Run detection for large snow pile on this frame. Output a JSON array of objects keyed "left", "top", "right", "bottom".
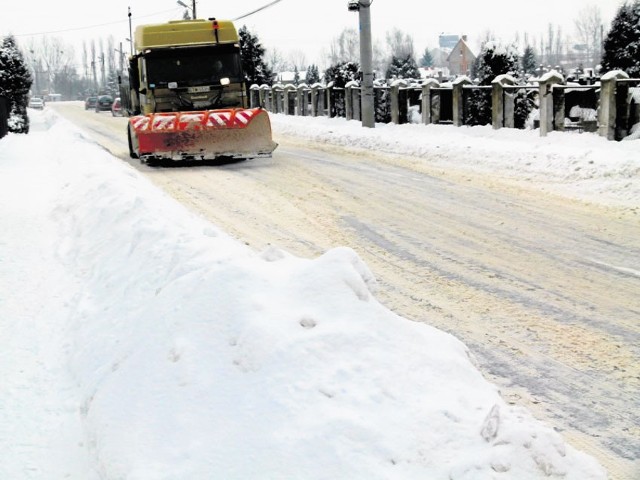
[{"left": 0, "top": 110, "right": 608, "bottom": 479}]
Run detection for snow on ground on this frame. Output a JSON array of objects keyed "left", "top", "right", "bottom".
[
  {"left": 0, "top": 108, "right": 621, "bottom": 479},
  {"left": 272, "top": 114, "right": 640, "bottom": 210}
]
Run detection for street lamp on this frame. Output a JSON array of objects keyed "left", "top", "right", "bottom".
[{"left": 177, "top": 0, "right": 196, "bottom": 19}]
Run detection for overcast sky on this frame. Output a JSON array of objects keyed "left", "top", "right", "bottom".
[{"left": 3, "top": 0, "right": 623, "bottom": 69}]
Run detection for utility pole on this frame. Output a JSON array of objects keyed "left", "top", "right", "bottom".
[
  {"left": 128, "top": 7, "right": 133, "bottom": 55},
  {"left": 115, "top": 42, "right": 125, "bottom": 75},
  {"left": 177, "top": 0, "right": 196, "bottom": 19},
  {"left": 349, "top": 0, "right": 375, "bottom": 128}
]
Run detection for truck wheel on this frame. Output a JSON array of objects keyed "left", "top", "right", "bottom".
[{"left": 127, "top": 125, "right": 139, "bottom": 159}]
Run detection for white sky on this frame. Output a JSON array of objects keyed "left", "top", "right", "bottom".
[{"left": 3, "top": 0, "right": 624, "bottom": 69}]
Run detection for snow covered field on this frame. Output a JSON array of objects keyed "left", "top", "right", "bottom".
[{"left": 2, "top": 108, "right": 632, "bottom": 478}]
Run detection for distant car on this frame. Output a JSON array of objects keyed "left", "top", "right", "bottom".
[
  {"left": 95, "top": 95, "right": 114, "bottom": 112},
  {"left": 111, "top": 97, "right": 123, "bottom": 116},
  {"left": 28, "top": 97, "right": 44, "bottom": 110},
  {"left": 85, "top": 96, "right": 98, "bottom": 110}
]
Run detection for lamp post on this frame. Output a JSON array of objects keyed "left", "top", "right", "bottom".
[
  {"left": 177, "top": 0, "right": 196, "bottom": 19},
  {"left": 348, "top": 0, "right": 374, "bottom": 128}
]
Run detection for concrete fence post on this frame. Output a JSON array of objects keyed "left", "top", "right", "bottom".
[
  {"left": 259, "top": 84, "right": 272, "bottom": 111},
  {"left": 353, "top": 87, "right": 361, "bottom": 121},
  {"left": 296, "top": 84, "right": 309, "bottom": 116},
  {"left": 491, "top": 74, "right": 516, "bottom": 129},
  {"left": 284, "top": 84, "right": 297, "bottom": 115},
  {"left": 271, "top": 84, "right": 284, "bottom": 114},
  {"left": 538, "top": 70, "right": 564, "bottom": 136},
  {"left": 310, "top": 83, "right": 325, "bottom": 116},
  {"left": 452, "top": 76, "right": 472, "bottom": 127},
  {"left": 249, "top": 84, "right": 260, "bottom": 108},
  {"left": 326, "top": 83, "right": 335, "bottom": 117},
  {"left": 390, "top": 79, "right": 408, "bottom": 124},
  {"left": 421, "top": 79, "right": 439, "bottom": 125},
  {"left": 345, "top": 81, "right": 357, "bottom": 120},
  {"left": 599, "top": 70, "right": 629, "bottom": 140},
  {"left": 390, "top": 83, "right": 399, "bottom": 124}
]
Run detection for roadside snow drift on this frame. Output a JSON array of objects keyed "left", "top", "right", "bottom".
[
  {"left": 272, "top": 114, "right": 640, "bottom": 209},
  {"left": 0, "top": 110, "right": 607, "bottom": 479}
]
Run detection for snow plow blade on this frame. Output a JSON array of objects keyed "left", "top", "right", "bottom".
[{"left": 128, "top": 108, "right": 277, "bottom": 162}]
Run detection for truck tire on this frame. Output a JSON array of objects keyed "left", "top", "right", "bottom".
[{"left": 127, "top": 125, "right": 139, "bottom": 159}]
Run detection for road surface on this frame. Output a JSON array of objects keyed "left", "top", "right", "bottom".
[{"left": 51, "top": 102, "right": 640, "bottom": 479}]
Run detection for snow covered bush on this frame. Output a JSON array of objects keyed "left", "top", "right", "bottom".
[
  {"left": 324, "top": 61, "right": 360, "bottom": 118},
  {"left": 374, "top": 83, "right": 391, "bottom": 123},
  {"left": 466, "top": 41, "right": 534, "bottom": 128},
  {"left": 0, "top": 35, "right": 32, "bottom": 134},
  {"left": 385, "top": 53, "right": 420, "bottom": 81},
  {"left": 514, "top": 88, "right": 537, "bottom": 129}
]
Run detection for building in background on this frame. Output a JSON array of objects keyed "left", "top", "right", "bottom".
[
  {"left": 446, "top": 36, "right": 476, "bottom": 76},
  {"left": 438, "top": 34, "right": 460, "bottom": 50}
]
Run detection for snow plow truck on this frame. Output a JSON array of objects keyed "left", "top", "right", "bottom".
[{"left": 120, "top": 18, "right": 277, "bottom": 162}]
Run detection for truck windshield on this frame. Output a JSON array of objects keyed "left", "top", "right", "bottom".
[{"left": 144, "top": 45, "right": 243, "bottom": 88}]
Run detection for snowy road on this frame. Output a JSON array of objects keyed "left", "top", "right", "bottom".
[{"left": 51, "top": 102, "right": 640, "bottom": 478}]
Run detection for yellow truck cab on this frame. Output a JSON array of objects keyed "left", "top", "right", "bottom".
[{"left": 123, "top": 19, "right": 247, "bottom": 116}]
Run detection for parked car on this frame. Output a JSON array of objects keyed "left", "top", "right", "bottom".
[
  {"left": 95, "top": 95, "right": 114, "bottom": 112},
  {"left": 111, "top": 97, "right": 123, "bottom": 116},
  {"left": 28, "top": 97, "right": 44, "bottom": 110},
  {"left": 85, "top": 96, "right": 98, "bottom": 110}
]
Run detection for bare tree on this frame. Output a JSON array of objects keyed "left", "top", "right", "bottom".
[
  {"left": 90, "top": 40, "right": 97, "bottom": 92},
  {"left": 266, "top": 48, "right": 287, "bottom": 74},
  {"left": 22, "top": 37, "right": 74, "bottom": 94},
  {"left": 107, "top": 36, "right": 116, "bottom": 76},
  {"left": 574, "top": 5, "right": 603, "bottom": 68},
  {"left": 386, "top": 28, "right": 415, "bottom": 59},
  {"left": 544, "top": 24, "right": 565, "bottom": 69},
  {"left": 98, "top": 38, "right": 106, "bottom": 90},
  {"left": 328, "top": 28, "right": 359, "bottom": 65},
  {"left": 82, "top": 41, "right": 89, "bottom": 81},
  {"left": 476, "top": 29, "right": 497, "bottom": 51},
  {"left": 288, "top": 49, "right": 307, "bottom": 72}
]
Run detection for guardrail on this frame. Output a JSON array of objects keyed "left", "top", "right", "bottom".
[{"left": 250, "top": 70, "right": 640, "bottom": 141}]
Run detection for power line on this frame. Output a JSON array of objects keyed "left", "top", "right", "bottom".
[
  {"left": 12, "top": 8, "right": 179, "bottom": 38},
  {"left": 13, "top": 2, "right": 286, "bottom": 38},
  {"left": 233, "top": 0, "right": 284, "bottom": 21}
]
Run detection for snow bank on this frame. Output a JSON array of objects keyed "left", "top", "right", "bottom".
[
  {"left": 0, "top": 110, "right": 606, "bottom": 478},
  {"left": 271, "top": 114, "right": 640, "bottom": 209}
]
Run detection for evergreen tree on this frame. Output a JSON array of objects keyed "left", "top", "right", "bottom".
[
  {"left": 601, "top": 0, "right": 640, "bottom": 76},
  {"left": 0, "top": 35, "right": 32, "bottom": 134},
  {"left": 385, "top": 53, "right": 420, "bottom": 80},
  {"left": 324, "top": 61, "right": 360, "bottom": 117},
  {"left": 293, "top": 66, "right": 300, "bottom": 86},
  {"left": 521, "top": 45, "right": 537, "bottom": 76},
  {"left": 324, "top": 61, "right": 360, "bottom": 87},
  {"left": 473, "top": 41, "right": 519, "bottom": 85},
  {"left": 419, "top": 48, "right": 434, "bottom": 67},
  {"left": 305, "top": 64, "right": 321, "bottom": 85},
  {"left": 468, "top": 41, "right": 519, "bottom": 126},
  {"left": 238, "top": 26, "right": 274, "bottom": 86}
]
